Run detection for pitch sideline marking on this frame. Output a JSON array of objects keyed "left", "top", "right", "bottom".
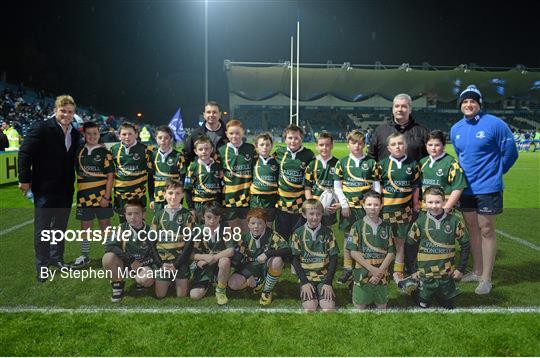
[
  {"left": 0, "top": 306, "right": 538, "bottom": 314},
  {"left": 496, "top": 229, "right": 540, "bottom": 251},
  {"left": 0, "top": 219, "right": 33, "bottom": 237}
]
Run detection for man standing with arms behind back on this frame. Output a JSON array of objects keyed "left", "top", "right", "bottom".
[
  {"left": 451, "top": 85, "right": 518, "bottom": 295},
  {"left": 18, "top": 95, "right": 81, "bottom": 282}
]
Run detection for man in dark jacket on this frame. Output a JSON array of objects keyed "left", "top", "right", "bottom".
[
  {"left": 18, "top": 95, "right": 81, "bottom": 282},
  {"left": 368, "top": 93, "right": 428, "bottom": 162},
  {"left": 183, "top": 101, "right": 227, "bottom": 164}
]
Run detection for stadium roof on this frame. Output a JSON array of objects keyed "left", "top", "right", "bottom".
[{"left": 225, "top": 62, "right": 540, "bottom": 103}]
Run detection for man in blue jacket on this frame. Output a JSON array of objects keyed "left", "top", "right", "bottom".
[{"left": 450, "top": 85, "right": 518, "bottom": 295}]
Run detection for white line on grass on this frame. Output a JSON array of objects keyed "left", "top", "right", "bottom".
[
  {"left": 0, "top": 219, "right": 33, "bottom": 236},
  {"left": 0, "top": 306, "right": 538, "bottom": 314},
  {"left": 496, "top": 229, "right": 540, "bottom": 251}
]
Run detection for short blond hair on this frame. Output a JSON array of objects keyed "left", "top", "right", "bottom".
[
  {"left": 301, "top": 199, "right": 324, "bottom": 214},
  {"left": 226, "top": 119, "right": 244, "bottom": 130},
  {"left": 55, "top": 95, "right": 76, "bottom": 109},
  {"left": 347, "top": 129, "right": 365, "bottom": 143}
]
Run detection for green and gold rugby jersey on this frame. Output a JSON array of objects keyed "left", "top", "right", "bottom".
[
  {"left": 346, "top": 217, "right": 395, "bottom": 285},
  {"left": 291, "top": 224, "right": 339, "bottom": 282},
  {"left": 379, "top": 155, "right": 420, "bottom": 212},
  {"left": 334, "top": 154, "right": 380, "bottom": 208},
  {"left": 149, "top": 148, "right": 186, "bottom": 204},
  {"left": 237, "top": 228, "right": 289, "bottom": 261},
  {"left": 250, "top": 156, "right": 279, "bottom": 197},
  {"left": 419, "top": 153, "right": 467, "bottom": 199},
  {"left": 151, "top": 207, "right": 194, "bottom": 262},
  {"left": 192, "top": 225, "right": 237, "bottom": 255},
  {"left": 304, "top": 155, "right": 339, "bottom": 199},
  {"left": 104, "top": 223, "right": 154, "bottom": 266},
  {"left": 110, "top": 141, "right": 152, "bottom": 200},
  {"left": 274, "top": 146, "right": 315, "bottom": 213},
  {"left": 184, "top": 158, "right": 222, "bottom": 203},
  {"left": 407, "top": 211, "right": 468, "bottom": 279},
  {"left": 218, "top": 142, "right": 257, "bottom": 208},
  {"left": 76, "top": 145, "right": 114, "bottom": 208}
]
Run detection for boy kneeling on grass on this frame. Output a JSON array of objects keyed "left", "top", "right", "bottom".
[
  {"left": 406, "top": 186, "right": 470, "bottom": 309},
  {"left": 151, "top": 179, "right": 195, "bottom": 299},
  {"left": 291, "top": 199, "right": 339, "bottom": 312},
  {"left": 347, "top": 191, "right": 395, "bottom": 310},
  {"left": 228, "top": 208, "right": 290, "bottom": 306},
  {"left": 189, "top": 202, "right": 236, "bottom": 305},
  {"left": 102, "top": 200, "right": 155, "bottom": 303}
]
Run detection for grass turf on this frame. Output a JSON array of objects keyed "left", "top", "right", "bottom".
[{"left": 0, "top": 143, "right": 539, "bottom": 356}]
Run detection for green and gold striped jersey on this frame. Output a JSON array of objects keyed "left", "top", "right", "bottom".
[
  {"left": 291, "top": 224, "right": 339, "bottom": 282},
  {"left": 76, "top": 145, "right": 114, "bottom": 208},
  {"left": 346, "top": 217, "right": 395, "bottom": 285},
  {"left": 237, "top": 228, "right": 289, "bottom": 261},
  {"left": 274, "top": 146, "right": 314, "bottom": 213},
  {"left": 419, "top": 153, "right": 467, "bottom": 199},
  {"left": 149, "top": 148, "right": 186, "bottom": 204},
  {"left": 151, "top": 207, "right": 194, "bottom": 262},
  {"left": 218, "top": 142, "right": 257, "bottom": 208},
  {"left": 250, "top": 156, "right": 279, "bottom": 196},
  {"left": 304, "top": 155, "right": 339, "bottom": 199},
  {"left": 104, "top": 223, "right": 155, "bottom": 266},
  {"left": 184, "top": 158, "right": 222, "bottom": 203},
  {"left": 334, "top": 154, "right": 380, "bottom": 208},
  {"left": 110, "top": 141, "right": 152, "bottom": 200},
  {"left": 192, "top": 226, "right": 237, "bottom": 255},
  {"left": 407, "top": 211, "right": 468, "bottom": 279},
  {"left": 378, "top": 155, "right": 420, "bottom": 212}
]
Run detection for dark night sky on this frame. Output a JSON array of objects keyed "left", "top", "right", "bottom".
[{"left": 2, "top": 0, "right": 539, "bottom": 126}]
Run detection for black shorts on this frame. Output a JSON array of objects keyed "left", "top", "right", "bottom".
[
  {"left": 76, "top": 206, "right": 114, "bottom": 221},
  {"left": 459, "top": 192, "right": 503, "bottom": 215}
]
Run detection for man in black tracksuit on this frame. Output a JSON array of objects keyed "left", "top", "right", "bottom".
[{"left": 368, "top": 94, "right": 428, "bottom": 162}]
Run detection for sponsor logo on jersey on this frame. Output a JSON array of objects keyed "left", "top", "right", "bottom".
[{"left": 476, "top": 131, "right": 486, "bottom": 139}]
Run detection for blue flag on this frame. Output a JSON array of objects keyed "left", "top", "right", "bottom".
[{"left": 168, "top": 107, "right": 185, "bottom": 142}]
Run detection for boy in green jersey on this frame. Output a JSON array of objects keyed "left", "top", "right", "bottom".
[
  {"left": 291, "top": 199, "right": 339, "bottom": 312},
  {"left": 378, "top": 132, "right": 420, "bottom": 289},
  {"left": 250, "top": 133, "right": 279, "bottom": 226},
  {"left": 304, "top": 131, "right": 340, "bottom": 227},
  {"left": 102, "top": 200, "right": 155, "bottom": 302},
  {"left": 148, "top": 126, "right": 186, "bottom": 212},
  {"left": 110, "top": 122, "right": 153, "bottom": 222},
  {"left": 406, "top": 186, "right": 470, "bottom": 309},
  {"left": 189, "top": 202, "right": 237, "bottom": 305},
  {"left": 274, "top": 125, "right": 315, "bottom": 242},
  {"left": 152, "top": 180, "right": 195, "bottom": 298},
  {"left": 419, "top": 130, "right": 466, "bottom": 211},
  {"left": 228, "top": 208, "right": 290, "bottom": 306},
  {"left": 334, "top": 129, "right": 381, "bottom": 284},
  {"left": 347, "top": 191, "right": 395, "bottom": 309},
  {"left": 184, "top": 136, "right": 223, "bottom": 223},
  {"left": 218, "top": 119, "right": 257, "bottom": 231},
  {"left": 71, "top": 122, "right": 114, "bottom": 269}
]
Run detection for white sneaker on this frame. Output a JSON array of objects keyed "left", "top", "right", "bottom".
[
  {"left": 461, "top": 272, "right": 481, "bottom": 282},
  {"left": 70, "top": 255, "right": 90, "bottom": 269},
  {"left": 475, "top": 280, "right": 493, "bottom": 295}
]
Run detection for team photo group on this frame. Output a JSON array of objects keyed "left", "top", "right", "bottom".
[{"left": 18, "top": 84, "right": 518, "bottom": 312}]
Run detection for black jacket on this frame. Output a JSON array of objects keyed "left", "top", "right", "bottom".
[
  {"left": 18, "top": 117, "right": 80, "bottom": 197},
  {"left": 0, "top": 131, "right": 8, "bottom": 151},
  {"left": 183, "top": 119, "right": 227, "bottom": 164},
  {"left": 367, "top": 116, "right": 429, "bottom": 162}
]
